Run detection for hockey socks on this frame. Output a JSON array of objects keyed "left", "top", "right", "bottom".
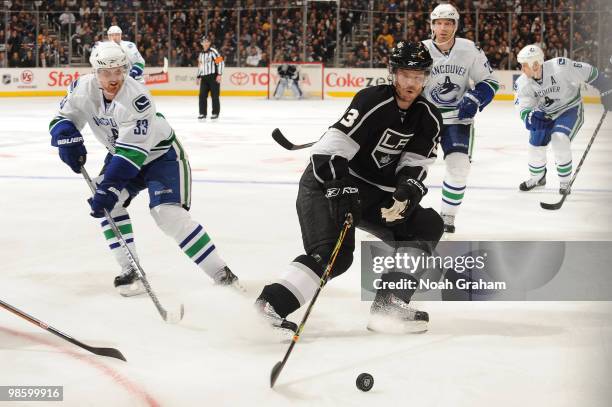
[
  {"left": 441, "top": 181, "right": 465, "bottom": 216},
  {"left": 258, "top": 254, "right": 323, "bottom": 318},
  {"left": 101, "top": 212, "right": 140, "bottom": 272},
  {"left": 178, "top": 224, "right": 227, "bottom": 280},
  {"left": 441, "top": 152, "right": 471, "bottom": 218}
]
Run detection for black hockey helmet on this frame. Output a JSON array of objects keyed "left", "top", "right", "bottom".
[{"left": 388, "top": 41, "right": 433, "bottom": 72}]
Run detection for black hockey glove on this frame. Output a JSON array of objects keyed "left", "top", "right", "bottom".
[
  {"left": 381, "top": 177, "right": 427, "bottom": 225},
  {"left": 324, "top": 178, "right": 361, "bottom": 228}
]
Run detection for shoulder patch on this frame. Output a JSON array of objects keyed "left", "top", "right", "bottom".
[
  {"left": 127, "top": 43, "right": 134, "bottom": 48},
  {"left": 68, "top": 78, "right": 79, "bottom": 93},
  {"left": 132, "top": 94, "right": 151, "bottom": 113},
  {"left": 558, "top": 58, "right": 566, "bottom": 65}
]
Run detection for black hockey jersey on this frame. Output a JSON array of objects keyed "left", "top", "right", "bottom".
[
  {"left": 310, "top": 85, "right": 442, "bottom": 191},
  {"left": 278, "top": 64, "right": 299, "bottom": 80}
]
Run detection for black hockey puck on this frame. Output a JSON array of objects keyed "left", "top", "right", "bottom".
[{"left": 356, "top": 373, "right": 374, "bottom": 392}]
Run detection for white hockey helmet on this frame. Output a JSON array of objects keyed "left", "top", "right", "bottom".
[
  {"left": 107, "top": 25, "right": 122, "bottom": 35},
  {"left": 517, "top": 44, "right": 545, "bottom": 69},
  {"left": 89, "top": 41, "right": 128, "bottom": 71},
  {"left": 430, "top": 3, "right": 460, "bottom": 39}
]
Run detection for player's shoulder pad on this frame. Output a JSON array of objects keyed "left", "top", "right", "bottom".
[
  {"left": 421, "top": 39, "right": 434, "bottom": 49},
  {"left": 350, "top": 84, "right": 394, "bottom": 110},
  {"left": 414, "top": 95, "right": 443, "bottom": 122},
  {"left": 513, "top": 74, "right": 529, "bottom": 91},
  {"left": 132, "top": 94, "right": 152, "bottom": 113},
  {"left": 67, "top": 73, "right": 95, "bottom": 97},
  {"left": 455, "top": 37, "right": 478, "bottom": 51},
  {"left": 115, "top": 80, "right": 155, "bottom": 119}
]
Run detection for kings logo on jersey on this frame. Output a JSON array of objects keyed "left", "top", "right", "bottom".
[
  {"left": 371, "top": 128, "right": 414, "bottom": 169},
  {"left": 430, "top": 76, "right": 461, "bottom": 105}
]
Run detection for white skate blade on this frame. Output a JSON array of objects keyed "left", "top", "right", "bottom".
[
  {"left": 117, "top": 280, "right": 146, "bottom": 297},
  {"left": 366, "top": 313, "right": 428, "bottom": 334}
]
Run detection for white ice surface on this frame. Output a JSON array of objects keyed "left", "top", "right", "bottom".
[{"left": 0, "top": 97, "right": 611, "bottom": 406}]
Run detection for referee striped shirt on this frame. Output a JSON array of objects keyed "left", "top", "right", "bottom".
[{"left": 197, "top": 47, "right": 224, "bottom": 76}]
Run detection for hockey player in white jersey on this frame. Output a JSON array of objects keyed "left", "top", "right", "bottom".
[
  {"left": 273, "top": 64, "right": 303, "bottom": 99},
  {"left": 107, "top": 25, "right": 145, "bottom": 83},
  {"left": 423, "top": 4, "right": 499, "bottom": 233},
  {"left": 48, "top": 42, "right": 240, "bottom": 295},
  {"left": 514, "top": 44, "right": 612, "bottom": 193}
]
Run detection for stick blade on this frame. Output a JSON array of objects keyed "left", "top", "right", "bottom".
[
  {"left": 163, "top": 304, "right": 185, "bottom": 324},
  {"left": 540, "top": 201, "right": 563, "bottom": 210},
  {"left": 270, "top": 361, "right": 283, "bottom": 388},
  {"left": 271, "top": 128, "right": 295, "bottom": 150},
  {"left": 87, "top": 346, "right": 127, "bottom": 362}
]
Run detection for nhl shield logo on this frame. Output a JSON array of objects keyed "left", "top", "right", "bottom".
[
  {"left": 2, "top": 74, "right": 11, "bottom": 85},
  {"left": 371, "top": 128, "right": 414, "bottom": 169}
]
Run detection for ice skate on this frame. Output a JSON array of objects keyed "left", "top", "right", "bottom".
[
  {"left": 367, "top": 291, "right": 429, "bottom": 334},
  {"left": 113, "top": 268, "right": 146, "bottom": 297},
  {"left": 519, "top": 169, "right": 547, "bottom": 191},
  {"left": 559, "top": 181, "right": 571, "bottom": 195},
  {"left": 213, "top": 266, "right": 245, "bottom": 292},
  {"left": 254, "top": 299, "right": 298, "bottom": 334},
  {"left": 442, "top": 213, "right": 455, "bottom": 233}
]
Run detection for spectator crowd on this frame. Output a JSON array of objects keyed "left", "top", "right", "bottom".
[{"left": 1, "top": 0, "right": 609, "bottom": 71}]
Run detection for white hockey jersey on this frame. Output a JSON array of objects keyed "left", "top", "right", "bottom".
[
  {"left": 118, "top": 40, "right": 145, "bottom": 71},
  {"left": 514, "top": 57, "right": 598, "bottom": 121},
  {"left": 50, "top": 74, "right": 176, "bottom": 170},
  {"left": 423, "top": 38, "right": 499, "bottom": 125}
]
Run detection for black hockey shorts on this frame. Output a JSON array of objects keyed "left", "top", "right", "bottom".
[{"left": 297, "top": 165, "right": 444, "bottom": 261}]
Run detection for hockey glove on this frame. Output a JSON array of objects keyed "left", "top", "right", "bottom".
[
  {"left": 525, "top": 110, "right": 552, "bottom": 131},
  {"left": 88, "top": 183, "right": 121, "bottom": 218},
  {"left": 50, "top": 120, "right": 87, "bottom": 173},
  {"left": 324, "top": 178, "right": 361, "bottom": 228},
  {"left": 129, "top": 65, "right": 144, "bottom": 81},
  {"left": 381, "top": 178, "right": 427, "bottom": 225},
  {"left": 457, "top": 92, "right": 480, "bottom": 120},
  {"left": 589, "top": 71, "right": 612, "bottom": 111}
]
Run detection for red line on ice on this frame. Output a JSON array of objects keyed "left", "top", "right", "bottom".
[{"left": 0, "top": 326, "right": 161, "bottom": 407}]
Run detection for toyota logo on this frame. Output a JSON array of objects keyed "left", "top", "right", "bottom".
[
  {"left": 230, "top": 72, "right": 249, "bottom": 86},
  {"left": 21, "top": 70, "right": 34, "bottom": 84}
]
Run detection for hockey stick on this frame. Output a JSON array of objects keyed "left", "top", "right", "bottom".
[
  {"left": 270, "top": 214, "right": 353, "bottom": 388},
  {"left": 0, "top": 299, "right": 126, "bottom": 361},
  {"left": 148, "top": 57, "right": 169, "bottom": 76},
  {"left": 81, "top": 165, "right": 184, "bottom": 324},
  {"left": 272, "top": 128, "right": 316, "bottom": 150},
  {"left": 541, "top": 110, "right": 608, "bottom": 210}
]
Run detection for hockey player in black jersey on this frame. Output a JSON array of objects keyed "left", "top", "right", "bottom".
[
  {"left": 273, "top": 64, "right": 303, "bottom": 99},
  {"left": 256, "top": 41, "right": 444, "bottom": 334}
]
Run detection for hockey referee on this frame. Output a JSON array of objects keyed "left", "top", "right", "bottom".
[{"left": 196, "top": 36, "right": 224, "bottom": 120}]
